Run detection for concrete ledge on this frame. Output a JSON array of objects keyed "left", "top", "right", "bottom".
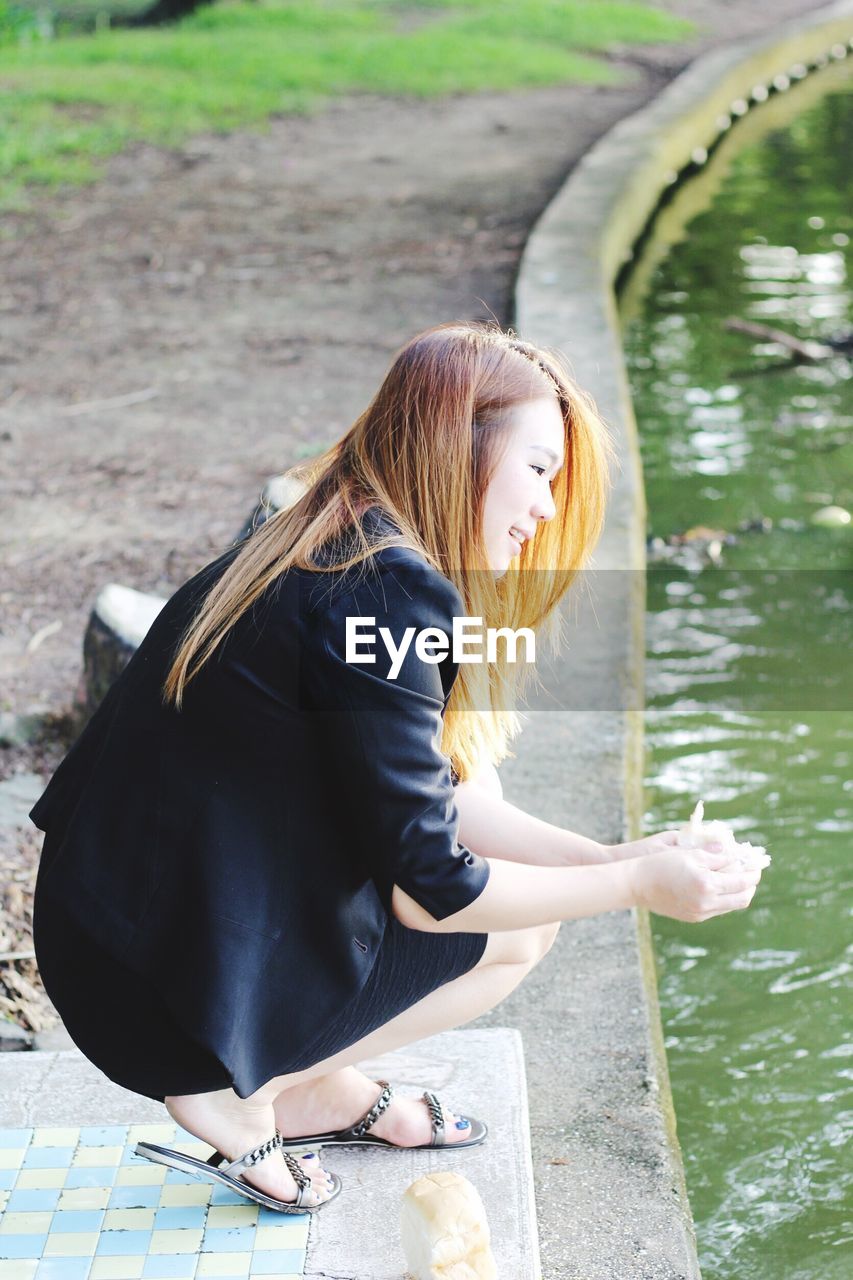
[{"left": 495, "top": 3, "right": 853, "bottom": 1277}]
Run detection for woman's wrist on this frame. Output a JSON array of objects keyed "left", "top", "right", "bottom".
[{"left": 552, "top": 829, "right": 613, "bottom": 866}]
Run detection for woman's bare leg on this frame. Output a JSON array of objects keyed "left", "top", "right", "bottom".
[
  {"left": 165, "top": 918, "right": 558, "bottom": 1191},
  {"left": 269, "top": 917, "right": 558, "bottom": 1147}
]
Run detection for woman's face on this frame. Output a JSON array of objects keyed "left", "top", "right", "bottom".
[{"left": 481, "top": 396, "right": 565, "bottom": 575}]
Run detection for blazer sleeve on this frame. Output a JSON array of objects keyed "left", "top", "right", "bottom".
[{"left": 314, "top": 559, "right": 491, "bottom": 923}]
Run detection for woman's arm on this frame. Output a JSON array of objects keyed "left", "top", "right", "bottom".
[
  {"left": 453, "top": 774, "right": 611, "bottom": 867},
  {"left": 392, "top": 855, "right": 634, "bottom": 933},
  {"left": 392, "top": 844, "right": 763, "bottom": 934}
]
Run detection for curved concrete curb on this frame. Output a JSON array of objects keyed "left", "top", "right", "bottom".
[{"left": 510, "top": 2, "right": 853, "bottom": 1276}]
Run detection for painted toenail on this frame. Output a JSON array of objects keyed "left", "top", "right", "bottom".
[
  {"left": 455, "top": 1118, "right": 471, "bottom": 1129},
  {"left": 301, "top": 1152, "right": 316, "bottom": 1160}
]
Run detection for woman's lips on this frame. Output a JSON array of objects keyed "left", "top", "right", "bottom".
[{"left": 508, "top": 531, "right": 522, "bottom": 553}]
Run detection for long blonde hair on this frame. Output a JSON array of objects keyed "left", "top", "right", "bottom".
[{"left": 162, "top": 320, "right": 617, "bottom": 781}]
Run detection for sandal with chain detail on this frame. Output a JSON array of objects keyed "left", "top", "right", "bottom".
[
  {"left": 134, "top": 1133, "right": 342, "bottom": 1213},
  {"left": 276, "top": 1079, "right": 488, "bottom": 1151}
]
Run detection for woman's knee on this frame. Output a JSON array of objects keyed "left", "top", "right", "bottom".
[
  {"left": 536, "top": 919, "right": 560, "bottom": 961},
  {"left": 479, "top": 919, "right": 560, "bottom": 969}
]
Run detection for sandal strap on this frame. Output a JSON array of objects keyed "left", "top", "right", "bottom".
[
  {"left": 206, "top": 1138, "right": 318, "bottom": 1209},
  {"left": 347, "top": 1079, "right": 394, "bottom": 1139},
  {"left": 282, "top": 1150, "right": 314, "bottom": 1206},
  {"left": 211, "top": 1133, "right": 283, "bottom": 1175},
  {"left": 422, "top": 1089, "right": 446, "bottom": 1146}
]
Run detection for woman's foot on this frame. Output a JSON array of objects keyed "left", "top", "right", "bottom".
[
  {"left": 164, "top": 1091, "right": 336, "bottom": 1207},
  {"left": 273, "top": 1066, "right": 474, "bottom": 1146}
]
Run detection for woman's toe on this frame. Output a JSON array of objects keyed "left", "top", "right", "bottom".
[
  {"left": 313, "top": 1174, "right": 335, "bottom": 1203},
  {"left": 442, "top": 1108, "right": 473, "bottom": 1141},
  {"left": 283, "top": 1150, "right": 335, "bottom": 1205}
]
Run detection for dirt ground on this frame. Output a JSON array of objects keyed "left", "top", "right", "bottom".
[{"left": 0, "top": 0, "right": 822, "bottom": 1028}]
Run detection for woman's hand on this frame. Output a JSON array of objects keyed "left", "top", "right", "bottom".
[
  {"left": 627, "top": 845, "right": 763, "bottom": 923},
  {"left": 607, "top": 829, "right": 726, "bottom": 862}
]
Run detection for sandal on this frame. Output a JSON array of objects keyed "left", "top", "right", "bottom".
[
  {"left": 134, "top": 1133, "right": 342, "bottom": 1213},
  {"left": 277, "top": 1079, "right": 488, "bottom": 1151}
]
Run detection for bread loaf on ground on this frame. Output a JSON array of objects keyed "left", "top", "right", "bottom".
[{"left": 401, "top": 1170, "right": 498, "bottom": 1279}]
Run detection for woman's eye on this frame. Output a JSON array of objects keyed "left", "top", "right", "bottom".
[{"left": 530, "top": 464, "right": 547, "bottom": 476}]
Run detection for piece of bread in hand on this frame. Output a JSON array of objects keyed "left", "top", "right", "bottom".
[
  {"left": 677, "top": 799, "right": 771, "bottom": 869},
  {"left": 401, "top": 1170, "right": 498, "bottom": 1279}
]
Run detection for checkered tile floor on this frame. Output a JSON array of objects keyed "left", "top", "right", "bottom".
[{"left": 0, "top": 1126, "right": 309, "bottom": 1280}]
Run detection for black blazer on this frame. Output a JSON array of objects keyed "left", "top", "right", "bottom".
[{"left": 30, "top": 507, "right": 490, "bottom": 1097}]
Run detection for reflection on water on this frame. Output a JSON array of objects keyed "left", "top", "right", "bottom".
[
  {"left": 648, "top": 569, "right": 851, "bottom": 712},
  {"left": 620, "top": 62, "right": 852, "bottom": 1280}
]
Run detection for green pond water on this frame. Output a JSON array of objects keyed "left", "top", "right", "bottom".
[{"left": 618, "top": 61, "right": 852, "bottom": 1280}]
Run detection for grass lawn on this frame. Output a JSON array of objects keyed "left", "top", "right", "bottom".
[{"left": 0, "top": 1, "right": 694, "bottom": 209}]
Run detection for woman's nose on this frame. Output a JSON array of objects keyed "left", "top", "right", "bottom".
[{"left": 531, "top": 490, "right": 557, "bottom": 523}]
